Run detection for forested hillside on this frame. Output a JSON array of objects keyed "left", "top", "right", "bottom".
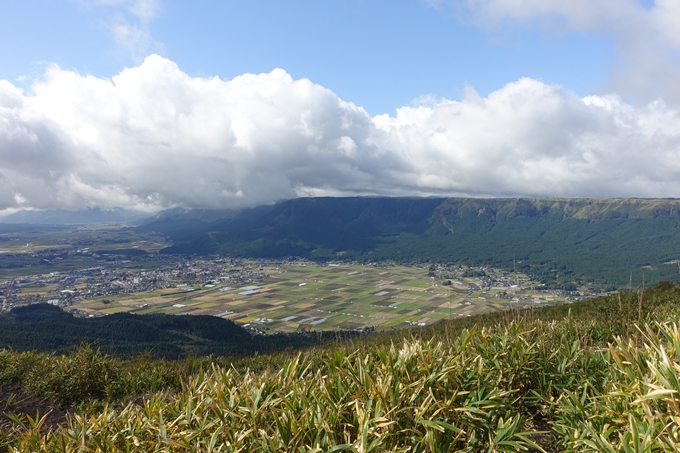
[
  {"left": 157, "top": 197, "right": 680, "bottom": 288},
  {"left": 0, "top": 305, "right": 359, "bottom": 359}
]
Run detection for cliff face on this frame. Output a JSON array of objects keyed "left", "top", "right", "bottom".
[{"left": 434, "top": 198, "right": 680, "bottom": 221}]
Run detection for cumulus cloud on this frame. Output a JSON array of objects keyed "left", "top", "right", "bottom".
[
  {"left": 427, "top": 0, "right": 680, "bottom": 104},
  {"left": 0, "top": 55, "right": 679, "bottom": 211}
]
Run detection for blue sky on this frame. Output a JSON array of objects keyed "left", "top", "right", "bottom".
[
  {"left": 1, "top": 0, "right": 680, "bottom": 211},
  {"left": 1, "top": 0, "right": 617, "bottom": 115}
]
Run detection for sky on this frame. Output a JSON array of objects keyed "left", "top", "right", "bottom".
[{"left": 1, "top": 0, "right": 680, "bottom": 212}]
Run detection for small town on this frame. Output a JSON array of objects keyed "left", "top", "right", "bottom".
[{"left": 0, "top": 244, "right": 597, "bottom": 328}]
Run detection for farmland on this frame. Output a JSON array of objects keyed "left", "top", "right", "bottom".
[
  {"left": 72, "top": 263, "right": 569, "bottom": 332},
  {"left": 0, "top": 225, "right": 168, "bottom": 279},
  {"left": 0, "top": 225, "right": 578, "bottom": 333}
]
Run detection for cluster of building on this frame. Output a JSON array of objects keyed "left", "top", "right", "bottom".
[
  {"left": 0, "top": 253, "right": 271, "bottom": 312},
  {"left": 0, "top": 246, "right": 598, "bottom": 315},
  {"left": 430, "top": 264, "right": 598, "bottom": 303}
]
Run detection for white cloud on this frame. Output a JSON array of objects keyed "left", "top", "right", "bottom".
[
  {"left": 80, "top": 0, "right": 160, "bottom": 21},
  {"left": 76, "top": 0, "right": 161, "bottom": 60},
  {"left": 450, "top": 0, "right": 642, "bottom": 30},
  {"left": 0, "top": 55, "right": 679, "bottom": 211},
  {"left": 428, "top": 0, "right": 680, "bottom": 104},
  {"left": 109, "top": 19, "right": 158, "bottom": 61}
]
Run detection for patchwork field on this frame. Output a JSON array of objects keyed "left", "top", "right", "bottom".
[
  {"left": 0, "top": 226, "right": 169, "bottom": 279},
  {"left": 74, "top": 264, "right": 566, "bottom": 333}
]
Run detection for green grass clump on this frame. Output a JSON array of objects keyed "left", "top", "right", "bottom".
[
  {"left": 2, "top": 282, "right": 680, "bottom": 451},
  {"left": 553, "top": 321, "right": 680, "bottom": 451}
]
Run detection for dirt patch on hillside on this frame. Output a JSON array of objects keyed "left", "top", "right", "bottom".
[{"left": 0, "top": 385, "right": 69, "bottom": 431}]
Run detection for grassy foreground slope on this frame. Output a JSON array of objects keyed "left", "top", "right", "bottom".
[
  {"left": 2, "top": 282, "right": 680, "bottom": 451},
  {"left": 160, "top": 197, "right": 680, "bottom": 288}
]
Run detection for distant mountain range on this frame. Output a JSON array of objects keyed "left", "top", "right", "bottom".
[
  {"left": 0, "top": 207, "right": 149, "bottom": 225},
  {"left": 149, "top": 197, "right": 680, "bottom": 289},
  {"left": 4, "top": 198, "right": 680, "bottom": 289}
]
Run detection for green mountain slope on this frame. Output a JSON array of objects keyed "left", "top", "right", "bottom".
[{"left": 160, "top": 197, "right": 680, "bottom": 288}]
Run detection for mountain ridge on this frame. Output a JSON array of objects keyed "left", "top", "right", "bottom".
[{"left": 154, "top": 197, "right": 680, "bottom": 288}]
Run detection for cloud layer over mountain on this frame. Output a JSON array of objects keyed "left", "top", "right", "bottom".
[{"left": 1, "top": 55, "right": 680, "bottom": 211}]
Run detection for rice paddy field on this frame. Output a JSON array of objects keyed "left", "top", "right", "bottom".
[{"left": 74, "top": 264, "right": 567, "bottom": 332}]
